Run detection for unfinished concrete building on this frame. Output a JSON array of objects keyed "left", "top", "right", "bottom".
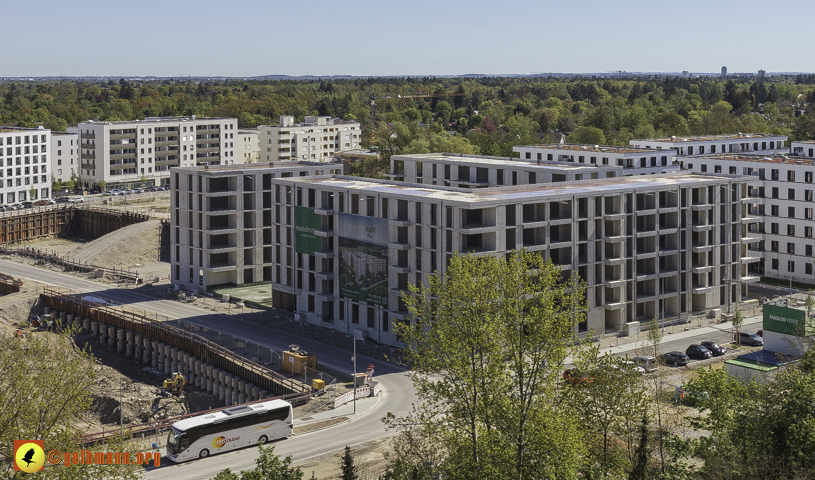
[
  {"left": 512, "top": 144, "right": 680, "bottom": 176},
  {"left": 171, "top": 162, "right": 755, "bottom": 346}
]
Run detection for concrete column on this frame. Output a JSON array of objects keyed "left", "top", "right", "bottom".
[
  {"left": 125, "top": 331, "right": 134, "bottom": 357},
  {"left": 107, "top": 326, "right": 116, "bottom": 349},
  {"left": 60, "top": 311, "right": 67, "bottom": 323},
  {"left": 244, "top": 382, "right": 252, "bottom": 400},
  {"left": 44, "top": 307, "right": 52, "bottom": 315},
  {"left": 181, "top": 352, "right": 190, "bottom": 379},
  {"left": 194, "top": 359, "right": 203, "bottom": 388},
  {"left": 82, "top": 318, "right": 91, "bottom": 332},
  {"left": 170, "top": 348, "right": 179, "bottom": 373},
  {"left": 251, "top": 386, "right": 260, "bottom": 401},
  {"left": 154, "top": 342, "right": 164, "bottom": 369},
  {"left": 116, "top": 329, "right": 126, "bottom": 354},
  {"left": 134, "top": 334, "right": 143, "bottom": 362},
  {"left": 212, "top": 368, "right": 221, "bottom": 398},
  {"left": 90, "top": 321, "right": 99, "bottom": 337},
  {"left": 218, "top": 371, "right": 227, "bottom": 402},
  {"left": 237, "top": 380, "right": 246, "bottom": 404},
  {"left": 143, "top": 338, "right": 153, "bottom": 365},
  {"left": 259, "top": 390, "right": 268, "bottom": 400},
  {"left": 66, "top": 313, "right": 74, "bottom": 326},
  {"left": 164, "top": 345, "right": 172, "bottom": 374},
  {"left": 231, "top": 377, "right": 240, "bottom": 406},
  {"left": 206, "top": 366, "right": 214, "bottom": 394}
]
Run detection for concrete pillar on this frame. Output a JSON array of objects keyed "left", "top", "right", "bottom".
[
  {"left": 116, "top": 329, "right": 126, "bottom": 354},
  {"left": 206, "top": 366, "right": 214, "bottom": 394},
  {"left": 125, "top": 331, "right": 134, "bottom": 357},
  {"left": 251, "top": 386, "right": 260, "bottom": 401},
  {"left": 164, "top": 345, "right": 172, "bottom": 374},
  {"left": 154, "top": 342, "right": 164, "bottom": 369},
  {"left": 134, "top": 334, "right": 143, "bottom": 362},
  {"left": 212, "top": 368, "right": 221, "bottom": 398},
  {"left": 181, "top": 352, "right": 190, "bottom": 380},
  {"left": 218, "top": 371, "right": 227, "bottom": 402},
  {"left": 108, "top": 326, "right": 116, "bottom": 349},
  {"left": 44, "top": 307, "right": 52, "bottom": 315},
  {"left": 82, "top": 318, "right": 91, "bottom": 332},
  {"left": 66, "top": 313, "right": 74, "bottom": 326},
  {"left": 143, "top": 338, "right": 153, "bottom": 365},
  {"left": 170, "top": 348, "right": 179, "bottom": 373},
  {"left": 244, "top": 382, "right": 252, "bottom": 399},
  {"left": 259, "top": 390, "right": 268, "bottom": 400},
  {"left": 194, "top": 359, "right": 202, "bottom": 388},
  {"left": 237, "top": 380, "right": 246, "bottom": 404},
  {"left": 231, "top": 377, "right": 240, "bottom": 406},
  {"left": 90, "top": 321, "right": 99, "bottom": 337},
  {"left": 60, "top": 311, "right": 67, "bottom": 323}
]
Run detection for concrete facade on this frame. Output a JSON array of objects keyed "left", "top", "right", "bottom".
[
  {"left": 51, "top": 131, "right": 79, "bottom": 184},
  {"left": 630, "top": 133, "right": 787, "bottom": 156},
  {"left": 171, "top": 160, "right": 754, "bottom": 346},
  {"left": 259, "top": 116, "right": 360, "bottom": 162},
  {"left": 238, "top": 129, "right": 260, "bottom": 164},
  {"left": 77, "top": 116, "right": 239, "bottom": 190},
  {"left": 512, "top": 144, "right": 680, "bottom": 176},
  {"left": 386, "top": 152, "right": 622, "bottom": 186},
  {"left": 0, "top": 126, "right": 51, "bottom": 205},
  {"left": 683, "top": 153, "right": 815, "bottom": 285}
]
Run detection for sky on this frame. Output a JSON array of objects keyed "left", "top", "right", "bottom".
[{"left": 4, "top": 0, "right": 814, "bottom": 77}]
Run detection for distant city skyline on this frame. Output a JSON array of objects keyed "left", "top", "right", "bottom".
[{"left": 5, "top": 0, "right": 814, "bottom": 77}]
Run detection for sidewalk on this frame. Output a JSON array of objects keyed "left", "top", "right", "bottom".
[{"left": 294, "top": 393, "right": 381, "bottom": 431}]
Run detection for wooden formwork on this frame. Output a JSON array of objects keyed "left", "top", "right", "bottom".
[
  {"left": 0, "top": 207, "right": 149, "bottom": 244},
  {"left": 40, "top": 289, "right": 303, "bottom": 397}
]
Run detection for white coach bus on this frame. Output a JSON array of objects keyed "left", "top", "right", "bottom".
[{"left": 165, "top": 399, "right": 293, "bottom": 462}]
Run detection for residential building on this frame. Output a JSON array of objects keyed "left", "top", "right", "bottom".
[
  {"left": 684, "top": 153, "right": 815, "bottom": 285},
  {"left": 631, "top": 133, "right": 787, "bottom": 156},
  {"left": 76, "top": 116, "right": 239, "bottom": 190},
  {"left": 386, "top": 152, "right": 622, "bottom": 186},
  {"left": 0, "top": 126, "right": 51, "bottom": 206},
  {"left": 512, "top": 144, "right": 680, "bottom": 175},
  {"left": 259, "top": 116, "right": 361, "bottom": 162},
  {"left": 172, "top": 159, "right": 754, "bottom": 346},
  {"left": 790, "top": 140, "right": 815, "bottom": 158},
  {"left": 238, "top": 129, "right": 260, "bottom": 163},
  {"left": 51, "top": 131, "right": 79, "bottom": 184}
]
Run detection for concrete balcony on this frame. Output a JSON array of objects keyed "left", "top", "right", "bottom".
[
  {"left": 635, "top": 293, "right": 658, "bottom": 302},
  {"left": 389, "top": 242, "right": 410, "bottom": 250},
  {"left": 741, "top": 235, "right": 761, "bottom": 243},
  {"left": 741, "top": 255, "right": 761, "bottom": 264},
  {"left": 605, "top": 257, "right": 626, "bottom": 266},
  {"left": 692, "top": 244, "right": 712, "bottom": 253},
  {"left": 636, "top": 230, "right": 657, "bottom": 238},
  {"left": 315, "top": 207, "right": 335, "bottom": 215},
  {"left": 109, "top": 133, "right": 136, "bottom": 141},
  {"left": 741, "top": 275, "right": 760, "bottom": 283},
  {"left": 742, "top": 215, "right": 760, "bottom": 223},
  {"left": 605, "top": 279, "right": 626, "bottom": 288},
  {"left": 389, "top": 219, "right": 410, "bottom": 227},
  {"left": 80, "top": 153, "right": 95, "bottom": 160},
  {"left": 549, "top": 240, "right": 572, "bottom": 249},
  {"left": 155, "top": 140, "right": 178, "bottom": 148},
  {"left": 605, "top": 235, "right": 627, "bottom": 243},
  {"left": 693, "top": 286, "right": 713, "bottom": 294},
  {"left": 110, "top": 153, "right": 137, "bottom": 161},
  {"left": 635, "top": 209, "right": 657, "bottom": 216},
  {"left": 692, "top": 224, "right": 714, "bottom": 232},
  {"left": 80, "top": 133, "right": 95, "bottom": 140},
  {"left": 605, "top": 301, "right": 627, "bottom": 310},
  {"left": 635, "top": 251, "right": 657, "bottom": 259},
  {"left": 315, "top": 250, "right": 335, "bottom": 259},
  {"left": 693, "top": 265, "right": 713, "bottom": 273},
  {"left": 605, "top": 212, "right": 626, "bottom": 220},
  {"left": 658, "top": 227, "right": 679, "bottom": 235},
  {"left": 636, "top": 273, "right": 657, "bottom": 281},
  {"left": 390, "top": 265, "right": 410, "bottom": 274},
  {"left": 315, "top": 229, "right": 334, "bottom": 237},
  {"left": 384, "top": 172, "right": 406, "bottom": 179},
  {"left": 197, "top": 146, "right": 221, "bottom": 154},
  {"left": 691, "top": 203, "right": 713, "bottom": 211},
  {"left": 742, "top": 197, "right": 764, "bottom": 204},
  {"left": 550, "top": 218, "right": 573, "bottom": 226},
  {"left": 315, "top": 272, "right": 335, "bottom": 281}
]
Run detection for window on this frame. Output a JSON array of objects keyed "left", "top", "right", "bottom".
[
  {"left": 807, "top": 171, "right": 813, "bottom": 183},
  {"left": 788, "top": 243, "right": 795, "bottom": 254},
  {"left": 789, "top": 260, "right": 795, "bottom": 272},
  {"left": 789, "top": 206, "right": 796, "bottom": 218},
  {"left": 807, "top": 262, "right": 813, "bottom": 275},
  {"left": 808, "top": 208, "right": 814, "bottom": 220},
  {"left": 808, "top": 245, "right": 813, "bottom": 257},
  {"left": 772, "top": 187, "right": 779, "bottom": 198},
  {"left": 771, "top": 223, "right": 779, "bottom": 234},
  {"left": 772, "top": 205, "right": 779, "bottom": 216},
  {"left": 808, "top": 190, "right": 813, "bottom": 202},
  {"left": 807, "top": 226, "right": 813, "bottom": 238},
  {"left": 714, "top": 165, "right": 722, "bottom": 173},
  {"left": 789, "top": 188, "right": 796, "bottom": 200},
  {"left": 771, "top": 241, "right": 779, "bottom": 252},
  {"left": 788, "top": 225, "right": 796, "bottom": 236},
  {"left": 772, "top": 258, "right": 779, "bottom": 269},
  {"left": 788, "top": 171, "right": 796, "bottom": 182},
  {"left": 729, "top": 166, "right": 736, "bottom": 174}
]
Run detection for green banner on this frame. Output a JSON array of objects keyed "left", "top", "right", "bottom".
[
  {"left": 763, "top": 304, "right": 807, "bottom": 336},
  {"left": 294, "top": 206, "right": 322, "bottom": 255}
]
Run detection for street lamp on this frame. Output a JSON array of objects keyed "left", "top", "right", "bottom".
[{"left": 352, "top": 336, "right": 362, "bottom": 414}]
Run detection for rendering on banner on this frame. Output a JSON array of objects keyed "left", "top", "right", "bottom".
[{"left": 337, "top": 213, "right": 388, "bottom": 307}]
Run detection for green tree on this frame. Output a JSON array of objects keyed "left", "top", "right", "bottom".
[
  {"left": 339, "top": 446, "right": 358, "bottom": 480},
  {"left": 239, "top": 444, "right": 303, "bottom": 480},
  {"left": 393, "top": 251, "right": 588, "bottom": 479},
  {"left": 567, "top": 125, "right": 606, "bottom": 145},
  {"left": 628, "top": 416, "right": 651, "bottom": 480},
  {"left": 732, "top": 307, "right": 743, "bottom": 347}
]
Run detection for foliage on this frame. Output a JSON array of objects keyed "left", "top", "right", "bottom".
[
  {"left": 339, "top": 446, "right": 358, "bottom": 480},
  {"left": 0, "top": 329, "right": 141, "bottom": 480},
  {"left": 215, "top": 444, "right": 303, "bottom": 480},
  {"left": 391, "top": 251, "right": 588, "bottom": 479},
  {"left": 731, "top": 307, "right": 743, "bottom": 346}
]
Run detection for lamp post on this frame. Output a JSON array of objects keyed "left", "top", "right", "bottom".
[{"left": 353, "top": 336, "right": 360, "bottom": 414}]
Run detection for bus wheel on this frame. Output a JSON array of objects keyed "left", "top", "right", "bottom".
[
  {"left": 258, "top": 435, "right": 268, "bottom": 444},
  {"left": 199, "top": 449, "right": 210, "bottom": 459}
]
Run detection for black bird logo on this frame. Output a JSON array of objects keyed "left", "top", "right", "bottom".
[{"left": 21, "top": 448, "right": 35, "bottom": 466}]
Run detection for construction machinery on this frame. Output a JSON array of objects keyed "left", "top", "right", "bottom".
[{"left": 162, "top": 373, "right": 187, "bottom": 395}]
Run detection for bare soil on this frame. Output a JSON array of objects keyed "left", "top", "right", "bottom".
[{"left": 294, "top": 437, "right": 394, "bottom": 480}]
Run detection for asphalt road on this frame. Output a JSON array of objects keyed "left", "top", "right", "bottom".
[{"left": 0, "top": 259, "right": 415, "bottom": 479}]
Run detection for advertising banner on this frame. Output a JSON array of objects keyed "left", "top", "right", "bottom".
[
  {"left": 763, "top": 304, "right": 808, "bottom": 336},
  {"left": 294, "top": 206, "right": 322, "bottom": 255},
  {"left": 337, "top": 213, "right": 389, "bottom": 307}
]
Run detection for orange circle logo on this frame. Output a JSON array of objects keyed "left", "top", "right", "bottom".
[{"left": 212, "top": 436, "right": 226, "bottom": 449}]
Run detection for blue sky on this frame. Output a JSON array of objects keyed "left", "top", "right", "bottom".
[{"left": 5, "top": 0, "right": 813, "bottom": 77}]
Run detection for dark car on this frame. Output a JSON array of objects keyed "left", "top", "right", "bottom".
[
  {"left": 686, "top": 344, "right": 713, "bottom": 360},
  {"left": 736, "top": 331, "right": 764, "bottom": 346},
  {"left": 21, "top": 201, "right": 34, "bottom": 208},
  {"left": 701, "top": 341, "right": 727, "bottom": 356},
  {"left": 661, "top": 351, "right": 690, "bottom": 366},
  {"left": 55, "top": 196, "right": 70, "bottom": 203}
]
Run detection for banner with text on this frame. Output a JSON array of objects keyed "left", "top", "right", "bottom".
[{"left": 294, "top": 206, "right": 322, "bottom": 255}]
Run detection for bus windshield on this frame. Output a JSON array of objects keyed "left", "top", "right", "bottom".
[{"left": 167, "top": 427, "right": 185, "bottom": 454}]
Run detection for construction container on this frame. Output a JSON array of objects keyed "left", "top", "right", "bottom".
[
  {"left": 283, "top": 350, "right": 317, "bottom": 375},
  {"left": 354, "top": 372, "right": 368, "bottom": 388},
  {"left": 312, "top": 379, "right": 325, "bottom": 390}
]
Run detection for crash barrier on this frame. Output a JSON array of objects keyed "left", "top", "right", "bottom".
[
  {"left": 333, "top": 380, "right": 381, "bottom": 409},
  {"left": 40, "top": 289, "right": 308, "bottom": 401}
]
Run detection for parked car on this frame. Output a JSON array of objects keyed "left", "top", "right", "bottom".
[
  {"left": 615, "top": 360, "right": 646, "bottom": 375},
  {"left": 0, "top": 205, "right": 9, "bottom": 212},
  {"left": 33, "top": 199, "right": 49, "bottom": 206},
  {"left": 686, "top": 344, "right": 713, "bottom": 360},
  {"left": 55, "top": 196, "right": 71, "bottom": 203},
  {"left": 21, "top": 201, "right": 34, "bottom": 209},
  {"left": 661, "top": 351, "right": 690, "bottom": 366},
  {"left": 8, "top": 203, "right": 23, "bottom": 210},
  {"left": 110, "top": 189, "right": 123, "bottom": 196},
  {"left": 132, "top": 188, "right": 144, "bottom": 194},
  {"left": 735, "top": 331, "right": 764, "bottom": 346},
  {"left": 563, "top": 369, "right": 594, "bottom": 385},
  {"left": 632, "top": 355, "right": 658, "bottom": 373},
  {"left": 68, "top": 196, "right": 84, "bottom": 203},
  {"left": 701, "top": 341, "right": 727, "bottom": 356}
]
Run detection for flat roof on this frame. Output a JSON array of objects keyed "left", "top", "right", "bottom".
[
  {"left": 725, "top": 358, "right": 778, "bottom": 372},
  {"left": 791, "top": 140, "right": 815, "bottom": 145},
  {"left": 272, "top": 172, "right": 744, "bottom": 205},
  {"left": 173, "top": 399, "right": 290, "bottom": 431},
  {"left": 176, "top": 161, "right": 340, "bottom": 175},
  {"left": 81, "top": 116, "right": 233, "bottom": 126},
  {"left": 515, "top": 144, "right": 667, "bottom": 155},
  {"left": 0, "top": 126, "right": 49, "bottom": 133},
  {"left": 738, "top": 350, "right": 799, "bottom": 367},
  {"left": 393, "top": 153, "right": 617, "bottom": 171},
  {"left": 693, "top": 154, "right": 815, "bottom": 165},
  {"left": 633, "top": 133, "right": 786, "bottom": 143}
]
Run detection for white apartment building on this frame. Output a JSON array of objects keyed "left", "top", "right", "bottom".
[
  {"left": 51, "top": 131, "right": 79, "bottom": 184},
  {"left": 172, "top": 160, "right": 754, "bottom": 346},
  {"left": 259, "top": 116, "right": 360, "bottom": 162},
  {"left": 387, "top": 152, "right": 622, "bottom": 186},
  {"left": 238, "top": 129, "right": 260, "bottom": 163},
  {"left": 630, "top": 133, "right": 787, "bottom": 156},
  {"left": 0, "top": 126, "right": 51, "bottom": 206},
  {"left": 513, "top": 144, "right": 680, "bottom": 175},
  {"left": 684, "top": 153, "right": 815, "bottom": 286},
  {"left": 791, "top": 140, "right": 815, "bottom": 157},
  {"left": 76, "top": 116, "right": 239, "bottom": 190}
]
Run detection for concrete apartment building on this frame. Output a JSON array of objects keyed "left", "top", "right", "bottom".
[
  {"left": 171, "top": 159, "right": 754, "bottom": 346},
  {"left": 76, "top": 116, "right": 239, "bottom": 190},
  {"left": 684, "top": 153, "right": 815, "bottom": 285},
  {"left": 238, "top": 129, "right": 260, "bottom": 163},
  {"left": 51, "top": 131, "right": 79, "bottom": 184},
  {"left": 512, "top": 144, "right": 680, "bottom": 176},
  {"left": 0, "top": 126, "right": 51, "bottom": 206},
  {"left": 791, "top": 140, "right": 815, "bottom": 157},
  {"left": 169, "top": 161, "right": 343, "bottom": 295},
  {"left": 259, "top": 116, "right": 361, "bottom": 162},
  {"left": 386, "top": 152, "right": 622, "bottom": 186},
  {"left": 630, "top": 133, "right": 787, "bottom": 156}
]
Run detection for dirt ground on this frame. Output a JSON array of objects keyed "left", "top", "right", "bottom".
[{"left": 293, "top": 437, "right": 395, "bottom": 480}]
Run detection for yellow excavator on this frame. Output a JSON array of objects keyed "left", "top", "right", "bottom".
[{"left": 162, "top": 373, "right": 187, "bottom": 395}]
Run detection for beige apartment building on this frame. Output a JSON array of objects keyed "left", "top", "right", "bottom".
[
  {"left": 51, "top": 131, "right": 79, "bottom": 184},
  {"left": 259, "top": 116, "right": 360, "bottom": 162},
  {"left": 77, "top": 116, "right": 239, "bottom": 190}
]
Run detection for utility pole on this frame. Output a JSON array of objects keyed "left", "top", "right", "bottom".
[{"left": 119, "top": 375, "right": 123, "bottom": 438}]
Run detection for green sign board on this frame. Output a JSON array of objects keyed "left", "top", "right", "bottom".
[
  {"left": 294, "top": 206, "right": 322, "bottom": 255},
  {"left": 763, "top": 304, "right": 807, "bottom": 336}
]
